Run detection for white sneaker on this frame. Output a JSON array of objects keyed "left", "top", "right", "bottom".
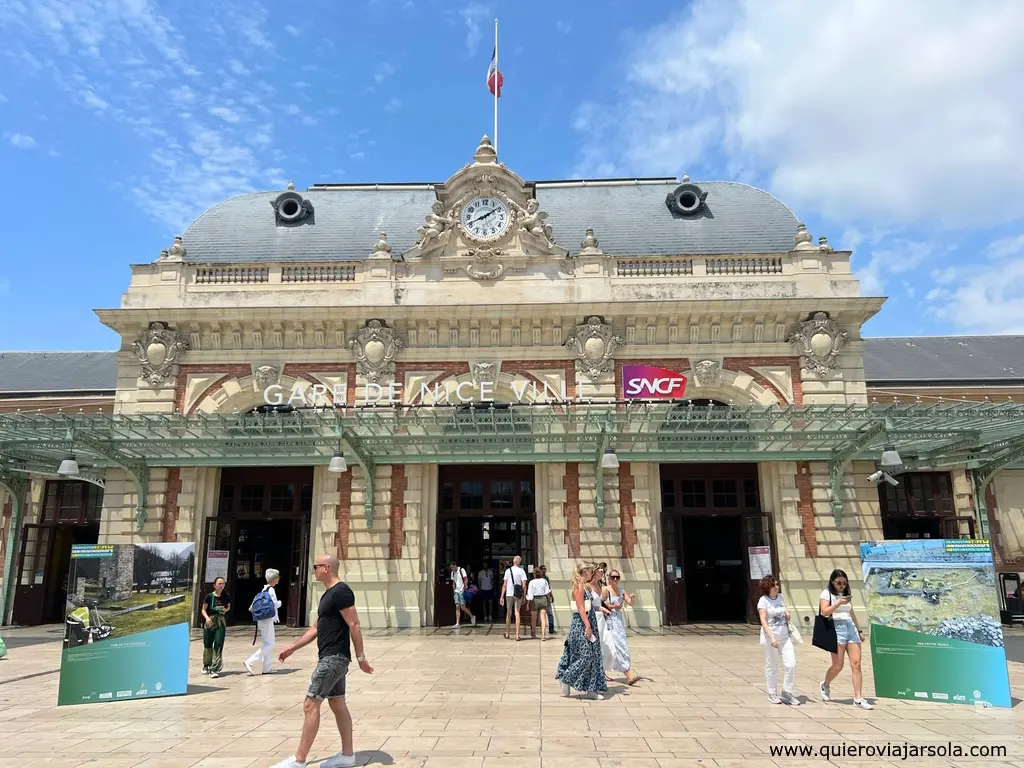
[
  {"left": 767, "top": 693, "right": 782, "bottom": 704},
  {"left": 322, "top": 753, "right": 356, "bottom": 768},
  {"left": 781, "top": 692, "right": 802, "bottom": 706},
  {"left": 854, "top": 698, "right": 874, "bottom": 710},
  {"left": 819, "top": 681, "right": 831, "bottom": 701},
  {"left": 270, "top": 757, "right": 307, "bottom": 768},
  {"left": 243, "top": 660, "right": 254, "bottom": 676},
  {"left": 208, "top": 671, "right": 219, "bottom": 679},
  {"left": 586, "top": 691, "right": 605, "bottom": 700},
  {"left": 560, "top": 682, "right": 571, "bottom": 697},
  {"left": 471, "top": 616, "right": 477, "bottom": 626}
]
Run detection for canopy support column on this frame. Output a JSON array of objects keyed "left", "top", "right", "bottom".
[
  {"left": 0, "top": 473, "right": 28, "bottom": 625},
  {"left": 594, "top": 428, "right": 610, "bottom": 527},
  {"left": 828, "top": 422, "right": 886, "bottom": 525},
  {"left": 340, "top": 431, "right": 375, "bottom": 524},
  {"left": 972, "top": 435, "right": 1024, "bottom": 541}
]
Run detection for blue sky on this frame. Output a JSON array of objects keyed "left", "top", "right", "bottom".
[{"left": 1, "top": 0, "right": 1023, "bottom": 351}]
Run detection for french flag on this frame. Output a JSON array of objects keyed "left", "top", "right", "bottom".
[{"left": 487, "top": 47, "right": 504, "bottom": 97}]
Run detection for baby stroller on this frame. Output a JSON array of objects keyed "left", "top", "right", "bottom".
[{"left": 64, "top": 601, "right": 115, "bottom": 647}]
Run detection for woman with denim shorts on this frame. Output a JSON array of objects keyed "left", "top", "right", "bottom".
[{"left": 818, "top": 569, "right": 873, "bottom": 710}]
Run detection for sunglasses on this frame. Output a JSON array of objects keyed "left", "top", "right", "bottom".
[
  {"left": 609, "top": 575, "right": 620, "bottom": 580},
  {"left": 313, "top": 564, "right": 329, "bottom": 571}
]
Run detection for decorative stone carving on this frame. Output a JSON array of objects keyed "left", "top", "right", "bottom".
[
  {"left": 271, "top": 188, "right": 314, "bottom": 225},
  {"left": 348, "top": 320, "right": 405, "bottom": 384},
  {"left": 558, "top": 258, "right": 576, "bottom": 276},
  {"left": 579, "top": 228, "right": 602, "bottom": 256},
  {"left": 693, "top": 359, "right": 721, "bottom": 387},
  {"left": 157, "top": 235, "right": 186, "bottom": 262},
  {"left": 369, "top": 231, "right": 392, "bottom": 259},
  {"left": 132, "top": 322, "right": 189, "bottom": 387},
  {"left": 517, "top": 198, "right": 554, "bottom": 246},
  {"left": 253, "top": 365, "right": 280, "bottom": 390},
  {"left": 564, "top": 316, "right": 623, "bottom": 381},
  {"left": 414, "top": 201, "right": 456, "bottom": 257},
  {"left": 464, "top": 245, "right": 506, "bottom": 281},
  {"left": 788, "top": 311, "right": 848, "bottom": 377},
  {"left": 818, "top": 236, "right": 834, "bottom": 253},
  {"left": 470, "top": 361, "right": 498, "bottom": 387},
  {"left": 793, "top": 223, "right": 817, "bottom": 250}
]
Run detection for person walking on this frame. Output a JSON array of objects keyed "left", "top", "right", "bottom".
[
  {"left": 201, "top": 577, "right": 231, "bottom": 678},
  {"left": 500, "top": 555, "right": 528, "bottom": 641},
  {"left": 450, "top": 562, "right": 476, "bottom": 628},
  {"left": 245, "top": 568, "right": 282, "bottom": 675},
  {"left": 477, "top": 563, "right": 495, "bottom": 622},
  {"left": 600, "top": 569, "right": 640, "bottom": 685},
  {"left": 527, "top": 567, "right": 552, "bottom": 640},
  {"left": 819, "top": 569, "right": 873, "bottom": 710},
  {"left": 555, "top": 563, "right": 607, "bottom": 700},
  {"left": 757, "top": 574, "right": 800, "bottom": 705},
  {"left": 540, "top": 565, "right": 556, "bottom": 634},
  {"left": 273, "top": 555, "right": 374, "bottom": 768}
]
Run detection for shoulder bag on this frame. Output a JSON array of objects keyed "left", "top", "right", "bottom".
[{"left": 811, "top": 594, "right": 838, "bottom": 653}]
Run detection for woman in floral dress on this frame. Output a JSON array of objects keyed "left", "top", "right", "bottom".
[{"left": 556, "top": 563, "right": 608, "bottom": 700}]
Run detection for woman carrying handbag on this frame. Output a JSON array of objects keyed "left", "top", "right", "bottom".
[
  {"left": 757, "top": 574, "right": 801, "bottom": 705},
  {"left": 816, "top": 569, "right": 873, "bottom": 709}
]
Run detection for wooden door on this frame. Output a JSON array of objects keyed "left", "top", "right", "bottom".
[
  {"left": 941, "top": 516, "right": 976, "bottom": 539},
  {"left": 287, "top": 516, "right": 310, "bottom": 627},
  {"left": 12, "top": 524, "right": 53, "bottom": 626},
  {"left": 435, "top": 519, "right": 456, "bottom": 627},
  {"left": 662, "top": 516, "right": 687, "bottom": 624},
  {"left": 743, "top": 512, "right": 779, "bottom": 623}
]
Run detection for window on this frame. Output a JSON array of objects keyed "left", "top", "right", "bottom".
[
  {"left": 40, "top": 481, "right": 103, "bottom": 525},
  {"left": 240, "top": 485, "right": 265, "bottom": 513},
  {"left": 490, "top": 481, "right": 514, "bottom": 509},
  {"left": 712, "top": 479, "right": 738, "bottom": 509},
  {"left": 744, "top": 479, "right": 758, "bottom": 509},
  {"left": 441, "top": 483, "right": 454, "bottom": 511},
  {"left": 269, "top": 484, "right": 296, "bottom": 513},
  {"left": 519, "top": 481, "right": 534, "bottom": 510},
  {"left": 219, "top": 485, "right": 235, "bottom": 515},
  {"left": 459, "top": 481, "right": 484, "bottom": 510},
  {"left": 681, "top": 480, "right": 706, "bottom": 508},
  {"left": 880, "top": 473, "right": 955, "bottom": 517},
  {"left": 661, "top": 479, "right": 676, "bottom": 510}
]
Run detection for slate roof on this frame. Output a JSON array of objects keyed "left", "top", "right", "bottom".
[
  {"left": 0, "top": 352, "right": 119, "bottom": 395},
  {"left": 863, "top": 336, "right": 1024, "bottom": 384},
  {"left": 1, "top": 337, "right": 1021, "bottom": 395},
  {"left": 180, "top": 180, "right": 801, "bottom": 263}
]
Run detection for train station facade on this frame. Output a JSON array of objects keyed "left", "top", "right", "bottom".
[{"left": 2, "top": 136, "right": 1024, "bottom": 630}]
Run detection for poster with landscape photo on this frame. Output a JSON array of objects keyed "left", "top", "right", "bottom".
[
  {"left": 57, "top": 542, "right": 195, "bottom": 706},
  {"left": 861, "top": 539, "right": 1012, "bottom": 708}
]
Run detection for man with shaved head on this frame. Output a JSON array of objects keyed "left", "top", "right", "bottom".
[{"left": 273, "top": 554, "right": 373, "bottom": 768}]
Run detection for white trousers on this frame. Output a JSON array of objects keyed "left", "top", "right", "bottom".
[
  {"left": 763, "top": 634, "right": 796, "bottom": 696},
  {"left": 246, "top": 619, "right": 276, "bottom": 673}
]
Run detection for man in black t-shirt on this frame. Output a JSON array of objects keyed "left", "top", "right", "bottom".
[{"left": 274, "top": 555, "right": 373, "bottom": 768}]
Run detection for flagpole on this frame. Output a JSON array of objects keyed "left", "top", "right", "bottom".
[{"left": 493, "top": 17, "right": 499, "bottom": 156}]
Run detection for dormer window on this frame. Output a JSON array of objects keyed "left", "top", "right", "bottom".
[
  {"left": 271, "top": 190, "right": 314, "bottom": 226},
  {"left": 665, "top": 177, "right": 708, "bottom": 218}
]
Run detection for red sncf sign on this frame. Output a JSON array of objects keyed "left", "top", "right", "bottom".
[{"left": 622, "top": 365, "right": 688, "bottom": 399}]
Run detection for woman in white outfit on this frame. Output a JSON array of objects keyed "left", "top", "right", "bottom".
[
  {"left": 244, "top": 568, "right": 282, "bottom": 675},
  {"left": 757, "top": 574, "right": 800, "bottom": 706},
  {"left": 599, "top": 569, "right": 640, "bottom": 685},
  {"left": 526, "top": 567, "right": 552, "bottom": 640}
]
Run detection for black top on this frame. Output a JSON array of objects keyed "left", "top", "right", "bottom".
[
  {"left": 317, "top": 582, "right": 356, "bottom": 660},
  {"left": 205, "top": 591, "right": 231, "bottom": 616}
]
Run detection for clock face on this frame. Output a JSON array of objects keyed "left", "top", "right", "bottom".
[{"left": 460, "top": 197, "right": 511, "bottom": 240}]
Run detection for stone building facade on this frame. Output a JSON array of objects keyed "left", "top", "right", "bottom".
[{"left": 3, "top": 136, "right": 1024, "bottom": 629}]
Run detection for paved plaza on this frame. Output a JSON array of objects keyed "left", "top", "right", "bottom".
[{"left": 1, "top": 623, "right": 1023, "bottom": 767}]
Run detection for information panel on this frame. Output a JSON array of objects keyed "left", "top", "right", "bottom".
[
  {"left": 57, "top": 542, "right": 195, "bottom": 706},
  {"left": 860, "top": 539, "right": 1012, "bottom": 708}
]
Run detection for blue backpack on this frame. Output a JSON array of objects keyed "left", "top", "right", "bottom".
[{"left": 251, "top": 588, "right": 276, "bottom": 622}]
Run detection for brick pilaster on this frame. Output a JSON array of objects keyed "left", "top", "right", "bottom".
[
  {"left": 565, "top": 462, "right": 581, "bottom": 558},
  {"left": 795, "top": 461, "right": 817, "bottom": 557},
  {"left": 619, "top": 463, "right": 636, "bottom": 558},
  {"left": 388, "top": 465, "right": 408, "bottom": 559},
  {"left": 336, "top": 471, "right": 352, "bottom": 560},
  {"left": 161, "top": 468, "right": 181, "bottom": 542}
]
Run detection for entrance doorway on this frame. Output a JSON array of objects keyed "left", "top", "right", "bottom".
[
  {"left": 434, "top": 465, "right": 536, "bottom": 627},
  {"left": 201, "top": 467, "right": 313, "bottom": 627},
  {"left": 661, "top": 464, "right": 778, "bottom": 625},
  {"left": 12, "top": 481, "right": 101, "bottom": 626}
]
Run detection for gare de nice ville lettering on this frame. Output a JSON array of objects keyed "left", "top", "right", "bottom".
[{"left": 263, "top": 365, "right": 688, "bottom": 407}]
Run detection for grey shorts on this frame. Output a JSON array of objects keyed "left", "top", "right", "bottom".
[
  {"left": 506, "top": 595, "right": 523, "bottom": 610},
  {"left": 307, "top": 654, "right": 350, "bottom": 700}
]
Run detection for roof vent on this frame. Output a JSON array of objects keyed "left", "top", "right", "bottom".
[
  {"left": 666, "top": 179, "right": 707, "bottom": 218},
  {"left": 271, "top": 189, "right": 314, "bottom": 226}
]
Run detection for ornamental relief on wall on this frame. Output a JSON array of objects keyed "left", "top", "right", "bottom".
[
  {"left": 132, "top": 322, "right": 190, "bottom": 387},
  {"left": 565, "top": 316, "right": 623, "bottom": 382},
  {"left": 788, "top": 311, "right": 848, "bottom": 377},
  {"left": 348, "top": 320, "right": 405, "bottom": 384}
]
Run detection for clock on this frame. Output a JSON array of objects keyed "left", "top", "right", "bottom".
[{"left": 460, "top": 196, "right": 511, "bottom": 241}]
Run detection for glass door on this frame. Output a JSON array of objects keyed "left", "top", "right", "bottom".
[
  {"left": 199, "top": 517, "right": 233, "bottom": 625},
  {"left": 287, "top": 516, "right": 309, "bottom": 627},
  {"left": 743, "top": 512, "right": 778, "bottom": 623},
  {"left": 12, "top": 524, "right": 53, "bottom": 626},
  {"left": 662, "top": 516, "right": 687, "bottom": 624}
]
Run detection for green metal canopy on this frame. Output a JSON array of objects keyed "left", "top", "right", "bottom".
[{"left": 1, "top": 401, "right": 1023, "bottom": 530}]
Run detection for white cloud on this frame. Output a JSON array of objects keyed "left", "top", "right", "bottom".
[
  {"left": 555, "top": 20, "right": 572, "bottom": 34},
  {"left": 986, "top": 233, "right": 1024, "bottom": 260},
  {"left": 855, "top": 239, "right": 938, "bottom": 296},
  {"left": 576, "top": 0, "right": 1024, "bottom": 228},
  {"left": 7, "top": 132, "right": 36, "bottom": 149},
  {"left": 459, "top": 4, "right": 491, "bottom": 55},
  {"left": 374, "top": 62, "right": 397, "bottom": 83},
  {"left": 385, "top": 97, "right": 403, "bottom": 113},
  {"left": 283, "top": 24, "right": 301, "bottom": 37},
  {"left": 227, "top": 59, "right": 249, "bottom": 76},
  {"left": 350, "top": 151, "right": 365, "bottom": 161},
  {"left": 929, "top": 257, "right": 1024, "bottom": 334},
  {"left": 209, "top": 106, "right": 242, "bottom": 123},
  {"left": 80, "top": 89, "right": 108, "bottom": 111}
]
